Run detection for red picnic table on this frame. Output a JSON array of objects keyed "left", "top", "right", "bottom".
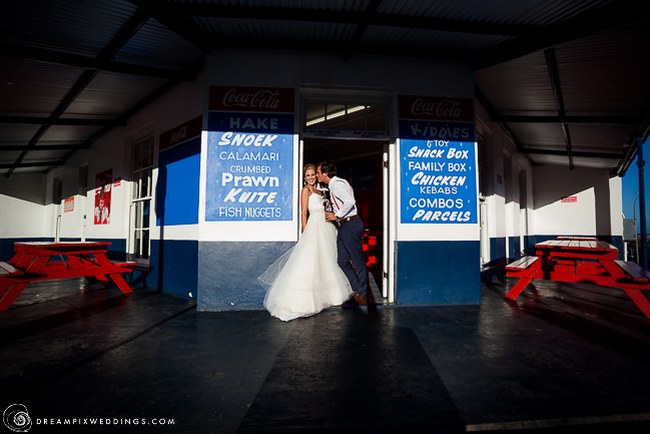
[
  {"left": 0, "top": 241, "right": 136, "bottom": 311},
  {"left": 505, "top": 237, "right": 650, "bottom": 318}
]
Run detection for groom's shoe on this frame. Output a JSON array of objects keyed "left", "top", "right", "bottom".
[
  {"left": 341, "top": 296, "right": 358, "bottom": 308},
  {"left": 352, "top": 293, "right": 368, "bottom": 306}
]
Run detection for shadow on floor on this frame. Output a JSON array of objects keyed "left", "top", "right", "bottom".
[{"left": 1, "top": 277, "right": 649, "bottom": 433}]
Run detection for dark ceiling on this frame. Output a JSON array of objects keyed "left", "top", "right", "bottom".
[{"left": 1, "top": 0, "right": 649, "bottom": 177}]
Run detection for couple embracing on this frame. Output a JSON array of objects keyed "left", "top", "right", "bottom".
[{"left": 259, "top": 161, "right": 369, "bottom": 321}]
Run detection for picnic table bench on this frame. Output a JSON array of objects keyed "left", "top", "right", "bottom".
[
  {"left": 505, "top": 237, "right": 650, "bottom": 318},
  {"left": 0, "top": 241, "right": 136, "bottom": 311}
]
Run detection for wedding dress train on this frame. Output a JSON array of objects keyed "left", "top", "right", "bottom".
[{"left": 259, "top": 193, "right": 352, "bottom": 321}]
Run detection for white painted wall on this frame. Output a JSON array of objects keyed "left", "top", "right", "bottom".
[
  {"left": 610, "top": 175, "right": 624, "bottom": 236},
  {"left": 532, "top": 165, "right": 620, "bottom": 236},
  {"left": 58, "top": 195, "right": 85, "bottom": 240},
  {"left": 0, "top": 172, "right": 50, "bottom": 239},
  {"left": 0, "top": 194, "right": 51, "bottom": 238}
]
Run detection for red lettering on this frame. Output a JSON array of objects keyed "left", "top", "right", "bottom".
[
  {"left": 411, "top": 98, "right": 463, "bottom": 118},
  {"left": 223, "top": 89, "right": 281, "bottom": 110}
]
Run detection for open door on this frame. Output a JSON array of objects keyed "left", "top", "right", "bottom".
[{"left": 303, "top": 138, "right": 389, "bottom": 303}]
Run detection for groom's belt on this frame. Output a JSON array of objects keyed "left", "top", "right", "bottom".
[{"left": 335, "top": 214, "right": 360, "bottom": 227}]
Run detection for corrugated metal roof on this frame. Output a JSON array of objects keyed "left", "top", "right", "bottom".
[
  {"left": 117, "top": 19, "right": 204, "bottom": 69},
  {"left": 1, "top": 0, "right": 649, "bottom": 175}
]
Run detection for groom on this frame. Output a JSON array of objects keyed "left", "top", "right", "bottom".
[{"left": 317, "top": 161, "right": 369, "bottom": 306}]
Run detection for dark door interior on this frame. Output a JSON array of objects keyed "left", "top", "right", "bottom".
[{"left": 304, "top": 138, "right": 386, "bottom": 290}]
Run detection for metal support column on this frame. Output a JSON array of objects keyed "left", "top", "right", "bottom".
[{"left": 637, "top": 136, "right": 648, "bottom": 269}]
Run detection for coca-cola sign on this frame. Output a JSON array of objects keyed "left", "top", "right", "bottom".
[
  {"left": 399, "top": 95, "right": 473, "bottom": 121},
  {"left": 160, "top": 115, "right": 202, "bottom": 151},
  {"left": 209, "top": 86, "right": 294, "bottom": 113}
]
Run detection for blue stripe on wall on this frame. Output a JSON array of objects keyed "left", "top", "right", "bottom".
[
  {"left": 85, "top": 238, "right": 127, "bottom": 261},
  {"left": 197, "top": 241, "right": 293, "bottom": 311},
  {"left": 508, "top": 236, "right": 521, "bottom": 260},
  {"left": 0, "top": 237, "right": 50, "bottom": 260},
  {"left": 489, "top": 237, "right": 506, "bottom": 262},
  {"left": 150, "top": 239, "right": 198, "bottom": 299},
  {"left": 396, "top": 240, "right": 481, "bottom": 305}
]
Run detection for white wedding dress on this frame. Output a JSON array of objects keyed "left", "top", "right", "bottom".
[{"left": 259, "top": 192, "right": 352, "bottom": 321}]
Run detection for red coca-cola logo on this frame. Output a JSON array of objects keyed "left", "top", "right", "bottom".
[
  {"left": 411, "top": 98, "right": 463, "bottom": 118},
  {"left": 222, "top": 88, "right": 281, "bottom": 110}
]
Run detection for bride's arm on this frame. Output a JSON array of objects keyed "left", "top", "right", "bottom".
[{"left": 300, "top": 187, "right": 310, "bottom": 231}]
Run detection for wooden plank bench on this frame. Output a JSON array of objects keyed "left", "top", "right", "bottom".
[
  {"left": 614, "top": 260, "right": 650, "bottom": 283},
  {"left": 505, "top": 256, "right": 542, "bottom": 300},
  {"left": 120, "top": 262, "right": 152, "bottom": 289},
  {"left": 0, "top": 261, "right": 20, "bottom": 277},
  {"left": 505, "top": 256, "right": 539, "bottom": 273}
]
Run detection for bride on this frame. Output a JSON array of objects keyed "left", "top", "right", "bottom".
[{"left": 259, "top": 164, "right": 352, "bottom": 321}]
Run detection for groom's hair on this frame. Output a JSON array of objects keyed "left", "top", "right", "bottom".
[{"left": 319, "top": 161, "right": 337, "bottom": 177}]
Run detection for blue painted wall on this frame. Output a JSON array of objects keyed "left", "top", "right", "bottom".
[
  {"left": 156, "top": 138, "right": 201, "bottom": 226},
  {"left": 0, "top": 237, "right": 49, "bottom": 260},
  {"left": 396, "top": 240, "right": 481, "bottom": 305},
  {"left": 83, "top": 238, "right": 127, "bottom": 261},
  {"left": 197, "top": 241, "right": 293, "bottom": 311},
  {"left": 150, "top": 239, "right": 198, "bottom": 299},
  {"left": 489, "top": 236, "right": 506, "bottom": 263},
  {"left": 508, "top": 236, "right": 521, "bottom": 260}
]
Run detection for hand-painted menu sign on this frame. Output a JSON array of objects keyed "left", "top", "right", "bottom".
[
  {"left": 206, "top": 86, "right": 294, "bottom": 221},
  {"left": 399, "top": 95, "right": 477, "bottom": 224}
]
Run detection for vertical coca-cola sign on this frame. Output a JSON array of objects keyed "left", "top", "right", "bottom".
[
  {"left": 206, "top": 86, "right": 295, "bottom": 221},
  {"left": 398, "top": 95, "right": 477, "bottom": 224}
]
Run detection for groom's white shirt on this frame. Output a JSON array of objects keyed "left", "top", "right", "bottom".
[{"left": 328, "top": 176, "right": 357, "bottom": 219}]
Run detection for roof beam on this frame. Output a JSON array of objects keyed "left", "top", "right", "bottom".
[
  {"left": 342, "top": 0, "right": 383, "bottom": 61},
  {"left": 0, "top": 116, "right": 115, "bottom": 126},
  {"left": 0, "top": 144, "right": 82, "bottom": 151},
  {"left": 521, "top": 148, "right": 622, "bottom": 159},
  {"left": 494, "top": 115, "right": 642, "bottom": 125},
  {"left": 475, "top": 85, "right": 527, "bottom": 156},
  {"left": 544, "top": 47, "right": 574, "bottom": 169},
  {"left": 0, "top": 161, "right": 58, "bottom": 169},
  {"left": 55, "top": 57, "right": 205, "bottom": 165},
  {"left": 127, "top": 0, "right": 213, "bottom": 51},
  {"left": 5, "top": 10, "right": 151, "bottom": 178},
  {"left": 474, "top": 1, "right": 650, "bottom": 70},
  {"left": 169, "top": 4, "right": 530, "bottom": 36},
  {"left": 0, "top": 43, "right": 182, "bottom": 79}
]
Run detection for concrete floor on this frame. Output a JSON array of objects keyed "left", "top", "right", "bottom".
[{"left": 1, "top": 276, "right": 650, "bottom": 433}]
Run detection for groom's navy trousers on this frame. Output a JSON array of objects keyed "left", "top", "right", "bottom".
[{"left": 336, "top": 217, "right": 368, "bottom": 296}]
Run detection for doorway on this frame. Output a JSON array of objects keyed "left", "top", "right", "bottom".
[{"left": 303, "top": 138, "right": 388, "bottom": 304}]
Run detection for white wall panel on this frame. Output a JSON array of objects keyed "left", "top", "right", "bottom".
[
  {"left": 0, "top": 194, "right": 50, "bottom": 238},
  {"left": 532, "top": 166, "right": 611, "bottom": 236}
]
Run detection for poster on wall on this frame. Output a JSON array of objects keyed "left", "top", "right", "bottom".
[
  {"left": 94, "top": 169, "right": 112, "bottom": 225},
  {"left": 205, "top": 86, "right": 295, "bottom": 221},
  {"left": 398, "top": 95, "right": 477, "bottom": 224},
  {"left": 64, "top": 196, "right": 74, "bottom": 213}
]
